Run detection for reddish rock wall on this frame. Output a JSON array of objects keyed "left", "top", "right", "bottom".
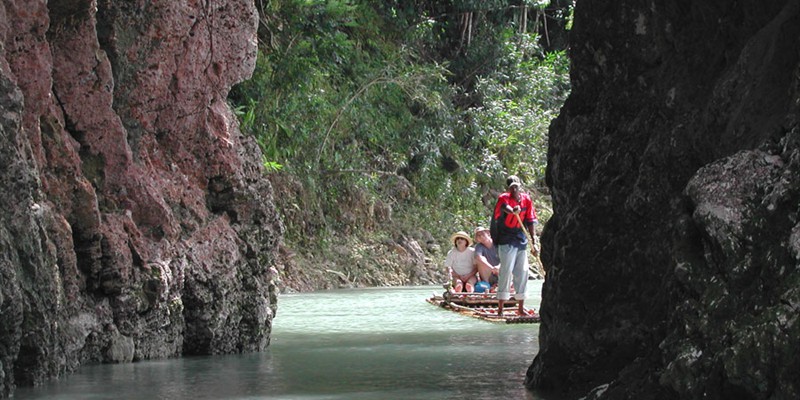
[{"left": 0, "top": 0, "right": 281, "bottom": 396}]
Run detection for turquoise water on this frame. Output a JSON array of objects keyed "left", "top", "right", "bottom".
[{"left": 14, "top": 281, "right": 545, "bottom": 399}]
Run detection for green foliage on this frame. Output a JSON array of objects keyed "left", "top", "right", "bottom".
[
  {"left": 229, "top": 0, "right": 570, "bottom": 251},
  {"left": 466, "top": 33, "right": 569, "bottom": 189},
  {"left": 233, "top": 1, "right": 450, "bottom": 174}
]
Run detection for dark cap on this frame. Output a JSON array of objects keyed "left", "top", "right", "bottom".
[{"left": 506, "top": 175, "right": 522, "bottom": 187}]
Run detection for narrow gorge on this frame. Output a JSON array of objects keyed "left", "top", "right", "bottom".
[{"left": 1, "top": 1, "right": 799, "bottom": 400}]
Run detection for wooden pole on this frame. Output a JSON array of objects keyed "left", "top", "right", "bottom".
[{"left": 514, "top": 213, "right": 546, "bottom": 278}]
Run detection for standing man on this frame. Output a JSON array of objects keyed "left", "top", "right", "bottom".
[{"left": 492, "top": 175, "right": 538, "bottom": 316}]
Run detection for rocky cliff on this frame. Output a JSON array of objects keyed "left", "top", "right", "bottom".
[
  {"left": 0, "top": 0, "right": 281, "bottom": 396},
  {"left": 528, "top": 1, "right": 800, "bottom": 399}
]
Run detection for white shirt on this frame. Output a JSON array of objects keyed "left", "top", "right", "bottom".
[{"left": 445, "top": 247, "right": 475, "bottom": 276}]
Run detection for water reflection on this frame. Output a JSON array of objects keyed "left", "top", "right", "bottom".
[{"left": 14, "top": 283, "right": 546, "bottom": 399}]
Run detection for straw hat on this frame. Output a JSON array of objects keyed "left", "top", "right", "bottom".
[{"left": 449, "top": 231, "right": 473, "bottom": 246}]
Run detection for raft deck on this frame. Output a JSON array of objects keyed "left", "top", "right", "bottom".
[{"left": 426, "top": 291, "right": 541, "bottom": 324}]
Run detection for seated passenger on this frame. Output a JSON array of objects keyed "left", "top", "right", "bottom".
[
  {"left": 445, "top": 231, "right": 477, "bottom": 292},
  {"left": 473, "top": 226, "right": 500, "bottom": 293}
]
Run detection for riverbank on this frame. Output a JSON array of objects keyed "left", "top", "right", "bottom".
[{"left": 273, "top": 231, "right": 450, "bottom": 292}]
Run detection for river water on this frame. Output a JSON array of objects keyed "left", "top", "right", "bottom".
[{"left": 14, "top": 281, "right": 547, "bottom": 399}]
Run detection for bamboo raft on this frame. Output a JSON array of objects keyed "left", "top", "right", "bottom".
[{"left": 426, "top": 290, "right": 541, "bottom": 324}]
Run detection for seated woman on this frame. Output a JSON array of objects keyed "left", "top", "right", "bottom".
[{"left": 445, "top": 231, "right": 477, "bottom": 292}]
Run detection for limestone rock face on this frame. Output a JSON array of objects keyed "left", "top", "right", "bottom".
[
  {"left": 528, "top": 1, "right": 800, "bottom": 399},
  {"left": 0, "top": 0, "right": 281, "bottom": 396}
]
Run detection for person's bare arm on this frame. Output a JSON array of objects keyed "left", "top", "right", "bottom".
[{"left": 475, "top": 254, "right": 492, "bottom": 269}]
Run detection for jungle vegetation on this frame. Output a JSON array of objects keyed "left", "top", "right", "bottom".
[{"left": 229, "top": 0, "right": 572, "bottom": 269}]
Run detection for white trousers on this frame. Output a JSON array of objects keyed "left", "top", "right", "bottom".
[{"left": 497, "top": 244, "right": 529, "bottom": 301}]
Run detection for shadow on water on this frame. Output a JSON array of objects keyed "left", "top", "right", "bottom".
[{"left": 14, "top": 283, "right": 558, "bottom": 399}]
